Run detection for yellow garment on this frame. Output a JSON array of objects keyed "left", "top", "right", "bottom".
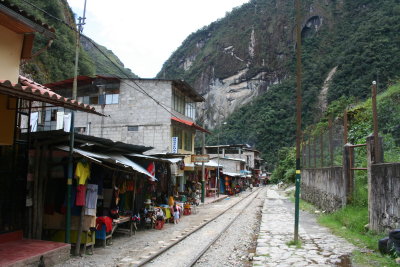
[
  {"left": 168, "top": 196, "right": 174, "bottom": 206},
  {"left": 75, "top": 161, "right": 90, "bottom": 185}
]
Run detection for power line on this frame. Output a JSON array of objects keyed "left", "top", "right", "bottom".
[{"left": 20, "top": 0, "right": 178, "bottom": 117}]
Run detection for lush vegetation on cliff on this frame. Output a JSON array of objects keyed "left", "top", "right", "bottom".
[
  {"left": 198, "top": 0, "right": 400, "bottom": 168},
  {"left": 8, "top": 0, "right": 136, "bottom": 84}
]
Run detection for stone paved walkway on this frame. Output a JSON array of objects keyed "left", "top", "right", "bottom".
[{"left": 253, "top": 186, "right": 356, "bottom": 267}]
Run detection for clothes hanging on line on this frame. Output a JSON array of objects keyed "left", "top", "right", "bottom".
[
  {"left": 85, "top": 184, "right": 98, "bottom": 216},
  {"left": 75, "top": 161, "right": 90, "bottom": 185}
]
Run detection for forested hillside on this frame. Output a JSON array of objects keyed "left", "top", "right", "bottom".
[
  {"left": 7, "top": 0, "right": 136, "bottom": 84},
  {"left": 158, "top": 0, "right": 400, "bottom": 168}
]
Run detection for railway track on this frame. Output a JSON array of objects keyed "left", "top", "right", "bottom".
[{"left": 134, "top": 188, "right": 262, "bottom": 267}]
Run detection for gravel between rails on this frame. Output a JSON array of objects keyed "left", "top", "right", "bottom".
[
  {"left": 143, "top": 187, "right": 266, "bottom": 267},
  {"left": 55, "top": 189, "right": 264, "bottom": 267},
  {"left": 194, "top": 187, "right": 266, "bottom": 267}
]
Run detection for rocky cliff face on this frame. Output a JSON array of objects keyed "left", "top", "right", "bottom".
[{"left": 157, "top": 0, "right": 339, "bottom": 128}]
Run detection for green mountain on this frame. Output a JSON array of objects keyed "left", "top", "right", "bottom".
[
  {"left": 157, "top": 0, "right": 400, "bottom": 168},
  {"left": 7, "top": 0, "right": 137, "bottom": 84}
]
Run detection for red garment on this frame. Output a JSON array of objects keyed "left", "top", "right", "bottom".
[
  {"left": 96, "top": 216, "right": 113, "bottom": 232},
  {"left": 76, "top": 185, "right": 86, "bottom": 206},
  {"left": 147, "top": 162, "right": 155, "bottom": 176}
]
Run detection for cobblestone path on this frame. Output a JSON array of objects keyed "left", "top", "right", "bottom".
[{"left": 253, "top": 187, "right": 356, "bottom": 267}]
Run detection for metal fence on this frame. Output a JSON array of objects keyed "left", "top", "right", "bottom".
[{"left": 302, "top": 116, "right": 345, "bottom": 168}]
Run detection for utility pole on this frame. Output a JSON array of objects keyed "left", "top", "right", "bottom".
[
  {"left": 201, "top": 109, "right": 206, "bottom": 203},
  {"left": 216, "top": 116, "right": 221, "bottom": 198},
  {"left": 294, "top": 0, "right": 303, "bottom": 243},
  {"left": 66, "top": 0, "right": 87, "bottom": 248},
  {"left": 371, "top": 81, "right": 380, "bottom": 163}
]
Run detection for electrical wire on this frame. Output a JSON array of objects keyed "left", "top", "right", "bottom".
[{"left": 20, "top": 0, "right": 178, "bottom": 117}]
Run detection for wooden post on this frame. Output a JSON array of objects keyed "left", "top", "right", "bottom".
[
  {"left": 329, "top": 116, "right": 334, "bottom": 166},
  {"left": 343, "top": 143, "right": 353, "bottom": 203},
  {"left": 33, "top": 143, "right": 42, "bottom": 239},
  {"left": 308, "top": 140, "right": 311, "bottom": 168},
  {"left": 371, "top": 81, "right": 381, "bottom": 163},
  {"left": 320, "top": 133, "right": 324, "bottom": 167},
  {"left": 313, "top": 137, "right": 317, "bottom": 168},
  {"left": 37, "top": 144, "right": 48, "bottom": 239},
  {"left": 366, "top": 134, "right": 384, "bottom": 230},
  {"left": 344, "top": 110, "right": 348, "bottom": 144}
]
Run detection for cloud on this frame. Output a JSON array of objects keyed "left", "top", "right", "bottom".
[{"left": 67, "top": 0, "right": 249, "bottom": 78}]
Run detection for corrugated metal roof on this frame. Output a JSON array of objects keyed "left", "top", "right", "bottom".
[
  {"left": 28, "top": 130, "right": 152, "bottom": 154},
  {"left": 222, "top": 171, "right": 242, "bottom": 177},
  {"left": 0, "top": 76, "right": 103, "bottom": 115},
  {"left": 44, "top": 75, "right": 120, "bottom": 90},
  {"left": 57, "top": 146, "right": 157, "bottom": 181}
]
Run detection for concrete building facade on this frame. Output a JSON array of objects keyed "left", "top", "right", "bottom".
[{"left": 45, "top": 77, "right": 206, "bottom": 155}]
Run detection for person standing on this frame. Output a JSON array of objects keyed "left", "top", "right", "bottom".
[{"left": 173, "top": 202, "right": 180, "bottom": 224}]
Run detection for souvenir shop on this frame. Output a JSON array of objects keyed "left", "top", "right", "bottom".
[
  {"left": 24, "top": 131, "right": 169, "bottom": 254},
  {"left": 220, "top": 172, "right": 243, "bottom": 195}
]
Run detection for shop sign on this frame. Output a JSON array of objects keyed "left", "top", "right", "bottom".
[
  {"left": 191, "top": 154, "right": 210, "bottom": 162},
  {"left": 172, "top": 137, "right": 178, "bottom": 153}
]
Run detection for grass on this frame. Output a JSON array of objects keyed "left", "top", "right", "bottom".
[
  {"left": 285, "top": 188, "right": 398, "bottom": 266},
  {"left": 286, "top": 239, "right": 302, "bottom": 248}
]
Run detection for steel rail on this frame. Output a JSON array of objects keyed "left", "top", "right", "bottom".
[
  {"left": 134, "top": 188, "right": 262, "bottom": 267},
  {"left": 188, "top": 188, "right": 262, "bottom": 266}
]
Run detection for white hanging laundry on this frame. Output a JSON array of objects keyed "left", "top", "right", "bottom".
[
  {"left": 63, "top": 113, "right": 71, "bottom": 132},
  {"left": 56, "top": 111, "right": 64, "bottom": 130},
  {"left": 30, "top": 112, "right": 38, "bottom": 132}
]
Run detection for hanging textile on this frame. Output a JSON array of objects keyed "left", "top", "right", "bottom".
[{"left": 85, "top": 184, "right": 98, "bottom": 216}]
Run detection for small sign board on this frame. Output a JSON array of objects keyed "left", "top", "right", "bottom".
[
  {"left": 191, "top": 154, "right": 210, "bottom": 163},
  {"left": 172, "top": 137, "right": 178, "bottom": 153}
]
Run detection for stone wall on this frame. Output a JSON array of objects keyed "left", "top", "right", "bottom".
[
  {"left": 301, "top": 167, "right": 346, "bottom": 212},
  {"left": 369, "top": 163, "right": 400, "bottom": 232}
]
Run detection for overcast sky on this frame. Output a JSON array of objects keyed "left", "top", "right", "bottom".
[{"left": 67, "top": 0, "right": 250, "bottom": 78}]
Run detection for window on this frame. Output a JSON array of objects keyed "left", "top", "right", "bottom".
[
  {"left": 77, "top": 96, "right": 90, "bottom": 104},
  {"left": 172, "top": 127, "right": 183, "bottom": 149},
  {"left": 127, "top": 126, "right": 139, "bottom": 132},
  {"left": 74, "top": 127, "right": 86, "bottom": 134},
  {"left": 184, "top": 131, "right": 193, "bottom": 151},
  {"left": 185, "top": 102, "right": 196, "bottom": 120},
  {"left": 105, "top": 93, "right": 119, "bottom": 104},
  {"left": 77, "top": 88, "right": 119, "bottom": 105},
  {"left": 90, "top": 96, "right": 99, "bottom": 105},
  {"left": 172, "top": 88, "right": 185, "bottom": 114}
]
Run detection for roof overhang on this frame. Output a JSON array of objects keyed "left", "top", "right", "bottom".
[
  {"left": 171, "top": 117, "right": 210, "bottom": 134},
  {"left": 0, "top": 1, "right": 55, "bottom": 39},
  {"left": 172, "top": 80, "right": 204, "bottom": 102},
  {"left": 0, "top": 77, "right": 104, "bottom": 116},
  {"left": 57, "top": 146, "right": 157, "bottom": 181},
  {"left": 44, "top": 75, "right": 121, "bottom": 90},
  {"left": 28, "top": 130, "right": 152, "bottom": 154},
  {"left": 222, "top": 171, "right": 242, "bottom": 177}
]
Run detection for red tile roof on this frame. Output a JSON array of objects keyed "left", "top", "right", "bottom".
[
  {"left": 171, "top": 117, "right": 210, "bottom": 134},
  {"left": 0, "top": 76, "right": 103, "bottom": 115}
]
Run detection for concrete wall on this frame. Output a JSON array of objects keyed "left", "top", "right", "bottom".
[
  {"left": 301, "top": 167, "right": 346, "bottom": 212},
  {"left": 217, "top": 158, "right": 242, "bottom": 173},
  {"left": 369, "top": 163, "right": 400, "bottom": 232},
  {"left": 0, "top": 24, "right": 23, "bottom": 83},
  {"left": 74, "top": 79, "right": 174, "bottom": 153},
  {"left": 0, "top": 25, "right": 23, "bottom": 145}
]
